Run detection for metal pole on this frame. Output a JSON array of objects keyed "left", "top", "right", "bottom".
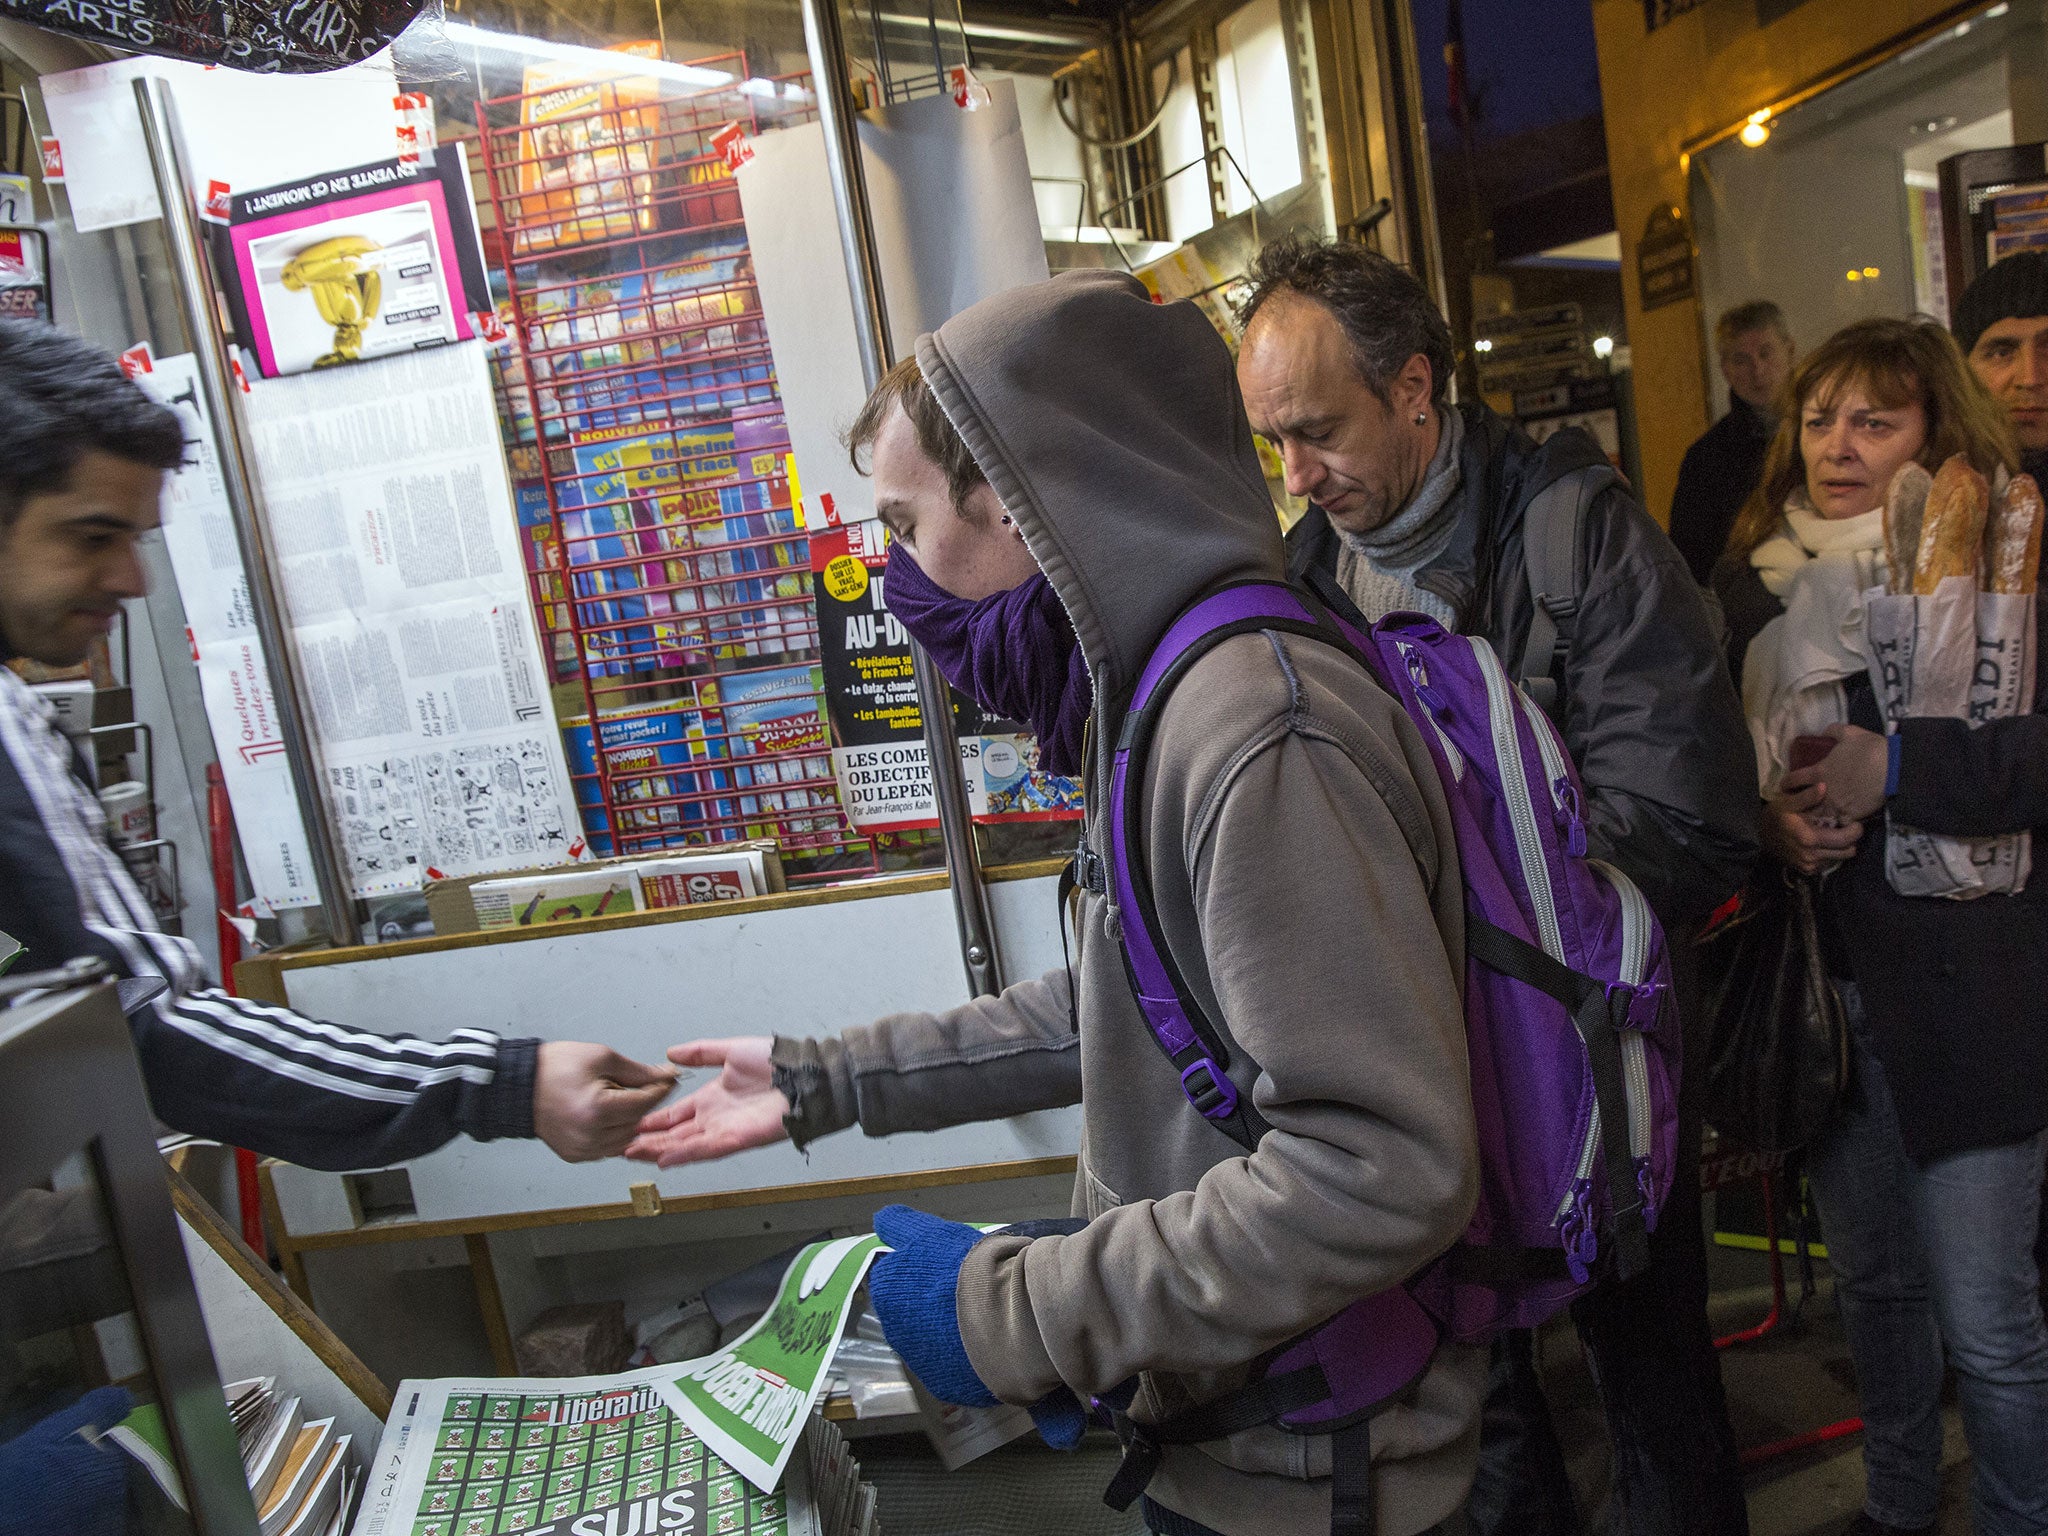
[
  {"left": 135, "top": 78, "right": 359, "bottom": 947},
  {"left": 799, "top": 0, "right": 1004, "bottom": 998}
]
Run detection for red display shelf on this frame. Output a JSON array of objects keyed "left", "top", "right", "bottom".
[{"left": 473, "top": 56, "right": 888, "bottom": 879}]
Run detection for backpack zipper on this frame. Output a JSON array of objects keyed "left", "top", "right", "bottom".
[
  {"left": 1553, "top": 862, "right": 1658, "bottom": 1269},
  {"left": 1470, "top": 638, "right": 1564, "bottom": 960},
  {"left": 1517, "top": 689, "right": 1587, "bottom": 857},
  {"left": 1592, "top": 860, "right": 1658, "bottom": 1170},
  {"left": 1393, "top": 639, "right": 1466, "bottom": 781}
]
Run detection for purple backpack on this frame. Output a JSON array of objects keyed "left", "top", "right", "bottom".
[{"left": 1094, "top": 579, "right": 1680, "bottom": 1534}]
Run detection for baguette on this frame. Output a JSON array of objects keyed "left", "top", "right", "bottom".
[
  {"left": 1913, "top": 454, "right": 1990, "bottom": 594},
  {"left": 1884, "top": 460, "right": 1933, "bottom": 594},
  {"left": 1986, "top": 472, "right": 2045, "bottom": 596}
]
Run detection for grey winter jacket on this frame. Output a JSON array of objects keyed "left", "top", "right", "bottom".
[
  {"left": 1287, "top": 404, "right": 1758, "bottom": 935},
  {"left": 772, "top": 271, "right": 1484, "bottom": 1535}
]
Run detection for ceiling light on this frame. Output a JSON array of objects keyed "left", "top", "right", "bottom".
[
  {"left": 1846, "top": 269, "right": 1863, "bottom": 282},
  {"left": 441, "top": 21, "right": 734, "bottom": 87},
  {"left": 1863, "top": 266, "right": 1880, "bottom": 278}
]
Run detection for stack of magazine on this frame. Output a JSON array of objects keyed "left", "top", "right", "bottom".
[
  {"left": 798, "top": 1416, "right": 879, "bottom": 1536},
  {"left": 105, "top": 1375, "right": 356, "bottom": 1533},
  {"left": 229, "top": 1377, "right": 357, "bottom": 1536}
]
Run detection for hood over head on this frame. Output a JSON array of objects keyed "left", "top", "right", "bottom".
[{"left": 914, "top": 270, "right": 1284, "bottom": 721}]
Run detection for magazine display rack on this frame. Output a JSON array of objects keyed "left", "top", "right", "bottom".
[{"left": 473, "top": 58, "right": 902, "bottom": 883}]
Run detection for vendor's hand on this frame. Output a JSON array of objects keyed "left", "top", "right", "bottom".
[
  {"left": 1760, "top": 782, "right": 1864, "bottom": 877},
  {"left": 624, "top": 1037, "right": 787, "bottom": 1167},
  {"left": 1793, "top": 723, "right": 1890, "bottom": 822},
  {"left": 533, "top": 1042, "right": 677, "bottom": 1162}
]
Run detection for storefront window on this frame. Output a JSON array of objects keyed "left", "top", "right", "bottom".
[
  {"left": 3, "top": 0, "right": 1341, "bottom": 934},
  {"left": 1215, "top": 0, "right": 1303, "bottom": 215},
  {"left": 1690, "top": 1, "right": 2048, "bottom": 410},
  {"left": 1152, "top": 45, "right": 1214, "bottom": 244}
]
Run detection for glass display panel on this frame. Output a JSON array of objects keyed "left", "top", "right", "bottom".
[{"left": 0, "top": 1146, "right": 198, "bottom": 1535}]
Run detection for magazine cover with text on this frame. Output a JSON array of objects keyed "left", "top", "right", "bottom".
[{"left": 206, "top": 150, "right": 494, "bottom": 379}]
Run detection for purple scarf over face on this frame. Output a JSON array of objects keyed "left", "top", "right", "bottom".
[{"left": 883, "top": 542, "right": 1094, "bottom": 777}]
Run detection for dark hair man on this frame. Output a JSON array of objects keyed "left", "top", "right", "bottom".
[
  {"left": 1955, "top": 251, "right": 2048, "bottom": 484},
  {"left": 1951, "top": 250, "right": 2048, "bottom": 1331},
  {"left": 1239, "top": 234, "right": 1757, "bottom": 1536},
  {"left": 1667, "top": 300, "right": 1796, "bottom": 583},
  {"left": 0, "top": 319, "right": 675, "bottom": 1170}
]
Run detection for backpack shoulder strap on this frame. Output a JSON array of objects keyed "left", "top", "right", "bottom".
[
  {"left": 1108, "top": 580, "right": 1351, "bottom": 1153},
  {"left": 1518, "top": 464, "right": 1620, "bottom": 716}
]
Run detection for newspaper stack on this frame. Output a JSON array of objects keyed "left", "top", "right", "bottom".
[
  {"left": 798, "top": 1414, "right": 880, "bottom": 1536},
  {"left": 109, "top": 1376, "right": 355, "bottom": 1533},
  {"left": 229, "top": 1377, "right": 358, "bottom": 1536}
]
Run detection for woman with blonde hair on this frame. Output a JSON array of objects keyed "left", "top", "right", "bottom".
[{"left": 1714, "top": 316, "right": 2048, "bottom": 1536}]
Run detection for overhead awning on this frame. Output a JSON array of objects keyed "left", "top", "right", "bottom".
[{"left": 0, "top": 0, "right": 428, "bottom": 73}]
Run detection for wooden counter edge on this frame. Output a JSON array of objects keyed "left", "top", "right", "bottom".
[
  {"left": 168, "top": 1164, "right": 394, "bottom": 1419},
  {"left": 266, "top": 1154, "right": 1080, "bottom": 1251}
]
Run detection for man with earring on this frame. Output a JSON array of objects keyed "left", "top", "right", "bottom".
[{"left": 1240, "top": 235, "right": 1757, "bottom": 1536}]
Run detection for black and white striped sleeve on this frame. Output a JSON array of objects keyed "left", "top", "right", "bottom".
[{"left": 0, "top": 678, "right": 538, "bottom": 1171}]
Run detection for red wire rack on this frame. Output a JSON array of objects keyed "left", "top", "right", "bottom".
[{"left": 473, "top": 54, "right": 895, "bottom": 881}]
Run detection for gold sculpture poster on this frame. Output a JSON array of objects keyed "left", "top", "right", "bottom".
[{"left": 206, "top": 149, "right": 495, "bottom": 378}]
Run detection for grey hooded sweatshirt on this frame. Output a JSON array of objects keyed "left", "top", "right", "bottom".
[{"left": 772, "top": 270, "right": 1482, "bottom": 1535}]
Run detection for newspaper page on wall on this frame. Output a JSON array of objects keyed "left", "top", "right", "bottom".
[
  {"left": 239, "top": 344, "right": 583, "bottom": 897},
  {"left": 141, "top": 352, "right": 322, "bottom": 912}
]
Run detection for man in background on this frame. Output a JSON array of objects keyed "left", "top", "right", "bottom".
[
  {"left": 0, "top": 318, "right": 675, "bottom": 1173},
  {"left": 1668, "top": 300, "right": 1795, "bottom": 582},
  {"left": 1955, "top": 250, "right": 2048, "bottom": 484},
  {"left": 1241, "top": 234, "right": 1756, "bottom": 1536},
  {"left": 1951, "top": 252, "right": 2048, "bottom": 1319}
]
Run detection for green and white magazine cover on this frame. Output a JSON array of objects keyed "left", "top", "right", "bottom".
[
  {"left": 651, "top": 1234, "right": 884, "bottom": 1493},
  {"left": 351, "top": 1368, "right": 805, "bottom": 1536}
]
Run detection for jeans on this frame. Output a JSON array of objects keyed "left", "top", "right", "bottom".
[
  {"left": 1465, "top": 1171, "right": 1749, "bottom": 1536},
  {"left": 1468, "top": 948, "right": 1749, "bottom": 1536},
  {"left": 1804, "top": 985, "right": 2048, "bottom": 1535}
]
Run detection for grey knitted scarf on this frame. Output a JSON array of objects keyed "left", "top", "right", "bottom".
[{"left": 1335, "top": 406, "right": 1464, "bottom": 625}]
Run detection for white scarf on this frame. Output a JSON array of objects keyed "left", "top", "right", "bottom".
[{"left": 1740, "top": 492, "right": 1889, "bottom": 792}]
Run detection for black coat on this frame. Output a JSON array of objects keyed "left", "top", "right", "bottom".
[
  {"left": 1288, "top": 402, "right": 1759, "bottom": 937},
  {"left": 1716, "top": 557, "right": 2048, "bottom": 1161},
  {"left": 1669, "top": 399, "right": 1773, "bottom": 585}
]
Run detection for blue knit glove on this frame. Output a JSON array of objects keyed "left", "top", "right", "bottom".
[
  {"left": 868, "top": 1206, "right": 1092, "bottom": 1449},
  {"left": 868, "top": 1205, "right": 999, "bottom": 1408},
  {"left": 0, "top": 1387, "right": 134, "bottom": 1536}
]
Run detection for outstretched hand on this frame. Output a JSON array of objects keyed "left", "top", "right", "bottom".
[{"left": 624, "top": 1036, "right": 789, "bottom": 1167}]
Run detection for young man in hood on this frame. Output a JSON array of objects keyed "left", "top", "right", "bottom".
[
  {"left": 0, "top": 319, "right": 676, "bottom": 1172},
  {"left": 1237, "top": 235, "right": 1756, "bottom": 1536},
  {"left": 630, "top": 270, "right": 1483, "bottom": 1536}
]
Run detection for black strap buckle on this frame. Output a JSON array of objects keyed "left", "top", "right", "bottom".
[{"left": 1103, "top": 1425, "right": 1162, "bottom": 1512}]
